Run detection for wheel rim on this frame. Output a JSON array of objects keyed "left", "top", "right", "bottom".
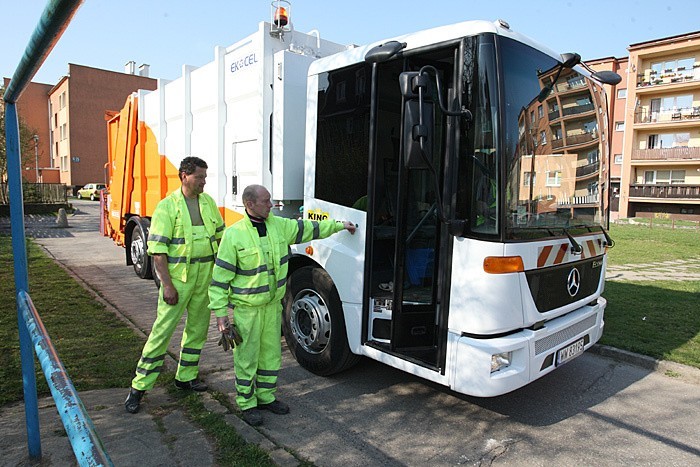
[
  {"left": 290, "top": 288, "right": 332, "bottom": 354},
  {"left": 131, "top": 232, "right": 146, "bottom": 273}
]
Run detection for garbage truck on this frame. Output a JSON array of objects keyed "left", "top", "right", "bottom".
[{"left": 104, "top": 4, "right": 621, "bottom": 396}]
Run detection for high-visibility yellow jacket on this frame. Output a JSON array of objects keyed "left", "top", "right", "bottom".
[
  {"left": 147, "top": 189, "right": 225, "bottom": 282},
  {"left": 210, "top": 212, "right": 345, "bottom": 316}
]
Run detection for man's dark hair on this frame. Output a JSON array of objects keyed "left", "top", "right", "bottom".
[{"left": 179, "top": 156, "right": 208, "bottom": 180}]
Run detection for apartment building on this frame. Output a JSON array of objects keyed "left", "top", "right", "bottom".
[
  {"left": 49, "top": 63, "right": 156, "bottom": 192},
  {"left": 619, "top": 31, "right": 700, "bottom": 220},
  {"left": 586, "top": 57, "right": 629, "bottom": 220},
  {"left": 1, "top": 79, "right": 55, "bottom": 183}
]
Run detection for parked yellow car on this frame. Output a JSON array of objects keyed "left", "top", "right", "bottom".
[{"left": 76, "top": 183, "right": 106, "bottom": 201}]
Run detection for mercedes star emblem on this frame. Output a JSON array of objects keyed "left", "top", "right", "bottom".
[{"left": 567, "top": 268, "right": 581, "bottom": 297}]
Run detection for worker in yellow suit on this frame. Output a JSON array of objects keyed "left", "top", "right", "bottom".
[
  {"left": 125, "top": 156, "right": 225, "bottom": 414},
  {"left": 209, "top": 184, "right": 356, "bottom": 426}
]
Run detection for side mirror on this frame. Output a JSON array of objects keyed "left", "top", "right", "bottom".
[
  {"left": 591, "top": 70, "right": 622, "bottom": 85},
  {"left": 402, "top": 103, "right": 434, "bottom": 169}
]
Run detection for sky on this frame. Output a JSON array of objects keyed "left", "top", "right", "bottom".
[{"left": 2, "top": 1, "right": 700, "bottom": 86}]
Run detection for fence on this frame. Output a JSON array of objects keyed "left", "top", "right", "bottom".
[{"left": 0, "top": 182, "right": 67, "bottom": 204}]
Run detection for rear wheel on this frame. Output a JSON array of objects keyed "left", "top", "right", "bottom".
[
  {"left": 283, "top": 266, "right": 360, "bottom": 376},
  {"left": 90, "top": 193, "right": 97, "bottom": 201},
  {"left": 130, "top": 220, "right": 153, "bottom": 279}
]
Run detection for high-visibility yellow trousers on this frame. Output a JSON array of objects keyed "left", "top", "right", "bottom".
[
  {"left": 131, "top": 243, "right": 213, "bottom": 390},
  {"left": 232, "top": 301, "right": 282, "bottom": 410}
]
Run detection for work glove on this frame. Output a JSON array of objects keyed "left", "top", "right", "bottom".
[{"left": 218, "top": 324, "right": 243, "bottom": 352}]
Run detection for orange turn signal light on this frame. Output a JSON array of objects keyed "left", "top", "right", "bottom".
[
  {"left": 305, "top": 246, "right": 314, "bottom": 256},
  {"left": 483, "top": 256, "right": 524, "bottom": 274}
]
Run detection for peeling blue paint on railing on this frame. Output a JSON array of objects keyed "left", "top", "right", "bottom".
[{"left": 18, "top": 291, "right": 113, "bottom": 466}]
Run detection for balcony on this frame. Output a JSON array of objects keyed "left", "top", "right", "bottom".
[
  {"left": 559, "top": 194, "right": 599, "bottom": 206},
  {"left": 636, "top": 67, "right": 700, "bottom": 88},
  {"left": 576, "top": 161, "right": 600, "bottom": 178},
  {"left": 562, "top": 103, "right": 595, "bottom": 117},
  {"left": 629, "top": 184, "right": 700, "bottom": 199},
  {"left": 564, "top": 131, "right": 598, "bottom": 146},
  {"left": 631, "top": 147, "right": 700, "bottom": 161},
  {"left": 555, "top": 80, "right": 587, "bottom": 93},
  {"left": 635, "top": 107, "right": 700, "bottom": 124}
]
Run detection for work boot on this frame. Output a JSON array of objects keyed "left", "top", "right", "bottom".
[
  {"left": 242, "top": 408, "right": 263, "bottom": 426},
  {"left": 258, "top": 399, "right": 290, "bottom": 415},
  {"left": 124, "top": 388, "right": 144, "bottom": 414},
  {"left": 174, "top": 378, "right": 208, "bottom": 392}
]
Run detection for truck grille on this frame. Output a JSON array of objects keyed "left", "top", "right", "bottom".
[
  {"left": 525, "top": 256, "right": 603, "bottom": 313},
  {"left": 534, "top": 314, "right": 597, "bottom": 355}
]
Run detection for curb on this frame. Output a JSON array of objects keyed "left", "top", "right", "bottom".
[{"left": 590, "top": 344, "right": 700, "bottom": 385}]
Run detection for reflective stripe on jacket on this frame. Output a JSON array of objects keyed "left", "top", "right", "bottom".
[
  {"left": 209, "top": 212, "right": 344, "bottom": 316},
  {"left": 147, "top": 189, "right": 225, "bottom": 282}
]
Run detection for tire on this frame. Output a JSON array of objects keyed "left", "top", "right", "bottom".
[
  {"left": 283, "top": 266, "right": 360, "bottom": 376},
  {"left": 77, "top": 192, "right": 83, "bottom": 199},
  {"left": 90, "top": 193, "right": 97, "bottom": 201},
  {"left": 130, "top": 219, "right": 153, "bottom": 279}
]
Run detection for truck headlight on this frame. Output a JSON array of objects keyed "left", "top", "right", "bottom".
[{"left": 491, "top": 352, "right": 512, "bottom": 373}]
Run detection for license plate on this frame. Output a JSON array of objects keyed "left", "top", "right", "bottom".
[{"left": 556, "top": 337, "right": 585, "bottom": 366}]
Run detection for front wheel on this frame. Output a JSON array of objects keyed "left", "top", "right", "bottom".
[
  {"left": 130, "top": 220, "right": 153, "bottom": 279},
  {"left": 77, "top": 192, "right": 83, "bottom": 199},
  {"left": 283, "top": 266, "right": 360, "bottom": 376}
]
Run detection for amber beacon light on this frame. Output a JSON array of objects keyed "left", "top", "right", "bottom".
[{"left": 274, "top": 6, "right": 288, "bottom": 27}]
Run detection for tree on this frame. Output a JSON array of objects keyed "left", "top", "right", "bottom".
[{"left": 1, "top": 85, "right": 38, "bottom": 185}]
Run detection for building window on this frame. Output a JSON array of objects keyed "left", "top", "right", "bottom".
[
  {"left": 530, "top": 110, "right": 535, "bottom": 123},
  {"left": 648, "top": 132, "right": 690, "bottom": 149},
  {"left": 617, "top": 89, "right": 627, "bottom": 99},
  {"left": 614, "top": 154, "right": 623, "bottom": 164},
  {"left": 537, "top": 105, "right": 543, "bottom": 119},
  {"left": 524, "top": 171, "right": 535, "bottom": 186},
  {"left": 59, "top": 91, "right": 66, "bottom": 109},
  {"left": 644, "top": 169, "right": 685, "bottom": 184},
  {"left": 60, "top": 155, "right": 69, "bottom": 172},
  {"left": 540, "top": 131, "right": 546, "bottom": 145},
  {"left": 546, "top": 170, "right": 562, "bottom": 187},
  {"left": 615, "top": 121, "right": 624, "bottom": 131}
]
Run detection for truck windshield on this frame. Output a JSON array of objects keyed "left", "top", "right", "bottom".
[
  {"left": 456, "top": 34, "right": 610, "bottom": 241},
  {"left": 499, "top": 36, "right": 609, "bottom": 240}
]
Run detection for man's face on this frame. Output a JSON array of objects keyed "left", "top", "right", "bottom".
[
  {"left": 246, "top": 187, "right": 272, "bottom": 219},
  {"left": 181, "top": 166, "right": 207, "bottom": 197}
]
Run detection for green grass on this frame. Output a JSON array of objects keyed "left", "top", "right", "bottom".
[
  {"left": 168, "top": 385, "right": 276, "bottom": 466},
  {"left": 601, "top": 280, "right": 700, "bottom": 368},
  {"left": 0, "top": 235, "right": 144, "bottom": 405},
  {"left": 602, "top": 223, "right": 700, "bottom": 369},
  {"left": 1, "top": 234, "right": 278, "bottom": 465},
  {"left": 607, "top": 223, "right": 700, "bottom": 264}
]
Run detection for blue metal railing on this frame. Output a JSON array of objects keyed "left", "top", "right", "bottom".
[
  {"left": 18, "top": 291, "right": 112, "bottom": 465},
  {"left": 4, "top": 1, "right": 113, "bottom": 465}
]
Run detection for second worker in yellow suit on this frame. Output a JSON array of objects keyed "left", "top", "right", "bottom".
[{"left": 209, "top": 184, "right": 356, "bottom": 426}]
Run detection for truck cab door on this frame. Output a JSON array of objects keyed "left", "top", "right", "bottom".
[{"left": 366, "top": 45, "right": 458, "bottom": 370}]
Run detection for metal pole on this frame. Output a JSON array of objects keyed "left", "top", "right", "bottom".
[
  {"left": 33, "top": 134, "right": 40, "bottom": 182},
  {"left": 5, "top": 103, "right": 40, "bottom": 459}
]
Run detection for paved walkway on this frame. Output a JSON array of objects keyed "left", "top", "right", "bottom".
[
  {"left": 2, "top": 206, "right": 699, "bottom": 466},
  {"left": 606, "top": 256, "right": 700, "bottom": 281}
]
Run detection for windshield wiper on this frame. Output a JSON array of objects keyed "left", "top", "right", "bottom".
[
  {"left": 561, "top": 226, "right": 583, "bottom": 255},
  {"left": 600, "top": 225, "right": 615, "bottom": 248}
]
